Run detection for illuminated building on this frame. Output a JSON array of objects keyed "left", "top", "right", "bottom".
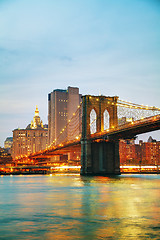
[
  {"left": 140, "top": 139, "right": 160, "bottom": 166},
  {"left": 0, "top": 147, "right": 12, "bottom": 165},
  {"left": 119, "top": 140, "right": 141, "bottom": 165},
  {"left": 12, "top": 106, "right": 48, "bottom": 160},
  {"left": 119, "top": 137, "right": 160, "bottom": 166},
  {"left": 29, "top": 105, "right": 44, "bottom": 129},
  {"left": 48, "top": 86, "right": 82, "bottom": 145},
  {"left": 118, "top": 117, "right": 134, "bottom": 126}
]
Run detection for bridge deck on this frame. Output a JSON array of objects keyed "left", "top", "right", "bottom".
[{"left": 28, "top": 114, "right": 160, "bottom": 159}]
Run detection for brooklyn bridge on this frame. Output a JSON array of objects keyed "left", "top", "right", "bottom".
[{"left": 17, "top": 95, "right": 160, "bottom": 175}]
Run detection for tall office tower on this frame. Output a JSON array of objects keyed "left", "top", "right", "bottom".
[{"left": 48, "top": 86, "right": 82, "bottom": 145}]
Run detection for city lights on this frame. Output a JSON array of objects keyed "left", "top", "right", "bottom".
[{"left": 2, "top": 93, "right": 160, "bottom": 176}]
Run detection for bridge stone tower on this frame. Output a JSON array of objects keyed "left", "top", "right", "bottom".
[{"left": 81, "top": 95, "right": 120, "bottom": 175}]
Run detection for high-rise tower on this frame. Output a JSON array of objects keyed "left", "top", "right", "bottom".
[{"left": 48, "top": 86, "right": 82, "bottom": 145}]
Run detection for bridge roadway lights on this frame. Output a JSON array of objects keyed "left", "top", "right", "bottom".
[{"left": 80, "top": 139, "right": 121, "bottom": 176}]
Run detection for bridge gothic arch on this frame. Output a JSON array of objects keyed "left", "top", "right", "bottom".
[
  {"left": 90, "top": 108, "right": 97, "bottom": 134},
  {"left": 103, "top": 109, "right": 110, "bottom": 130},
  {"left": 81, "top": 95, "right": 118, "bottom": 138}
]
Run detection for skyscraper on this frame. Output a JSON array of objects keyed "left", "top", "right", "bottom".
[{"left": 48, "top": 86, "right": 82, "bottom": 145}]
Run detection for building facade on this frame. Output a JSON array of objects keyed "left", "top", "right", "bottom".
[
  {"left": 48, "top": 86, "right": 82, "bottom": 145},
  {"left": 12, "top": 106, "right": 48, "bottom": 160},
  {"left": 140, "top": 141, "right": 160, "bottom": 166},
  {"left": 119, "top": 137, "right": 160, "bottom": 166},
  {"left": 119, "top": 140, "right": 141, "bottom": 165}
]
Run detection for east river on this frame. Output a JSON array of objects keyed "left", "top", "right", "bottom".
[{"left": 0, "top": 174, "right": 160, "bottom": 240}]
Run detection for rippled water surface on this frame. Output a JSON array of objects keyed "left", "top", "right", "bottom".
[{"left": 0, "top": 174, "right": 160, "bottom": 239}]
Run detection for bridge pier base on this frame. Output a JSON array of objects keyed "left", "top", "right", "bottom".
[{"left": 81, "top": 140, "right": 120, "bottom": 175}]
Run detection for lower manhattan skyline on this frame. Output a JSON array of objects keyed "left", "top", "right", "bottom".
[{"left": 0, "top": 0, "right": 160, "bottom": 147}]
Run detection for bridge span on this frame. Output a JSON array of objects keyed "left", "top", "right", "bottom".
[{"left": 20, "top": 95, "right": 160, "bottom": 176}]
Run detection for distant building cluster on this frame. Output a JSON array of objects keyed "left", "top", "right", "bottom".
[
  {"left": 119, "top": 136, "right": 160, "bottom": 166},
  {"left": 9, "top": 86, "right": 82, "bottom": 160}
]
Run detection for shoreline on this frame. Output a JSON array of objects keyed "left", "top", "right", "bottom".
[{"left": 0, "top": 171, "right": 159, "bottom": 176}]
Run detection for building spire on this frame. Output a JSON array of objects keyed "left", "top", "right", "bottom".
[
  {"left": 30, "top": 105, "right": 43, "bottom": 129},
  {"left": 35, "top": 105, "right": 39, "bottom": 117}
]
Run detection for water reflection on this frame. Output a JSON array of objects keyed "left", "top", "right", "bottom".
[{"left": 0, "top": 174, "right": 160, "bottom": 239}]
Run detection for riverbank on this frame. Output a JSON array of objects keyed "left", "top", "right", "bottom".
[{"left": 1, "top": 171, "right": 160, "bottom": 175}]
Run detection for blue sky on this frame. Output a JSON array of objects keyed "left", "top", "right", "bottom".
[{"left": 0, "top": 0, "right": 160, "bottom": 146}]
